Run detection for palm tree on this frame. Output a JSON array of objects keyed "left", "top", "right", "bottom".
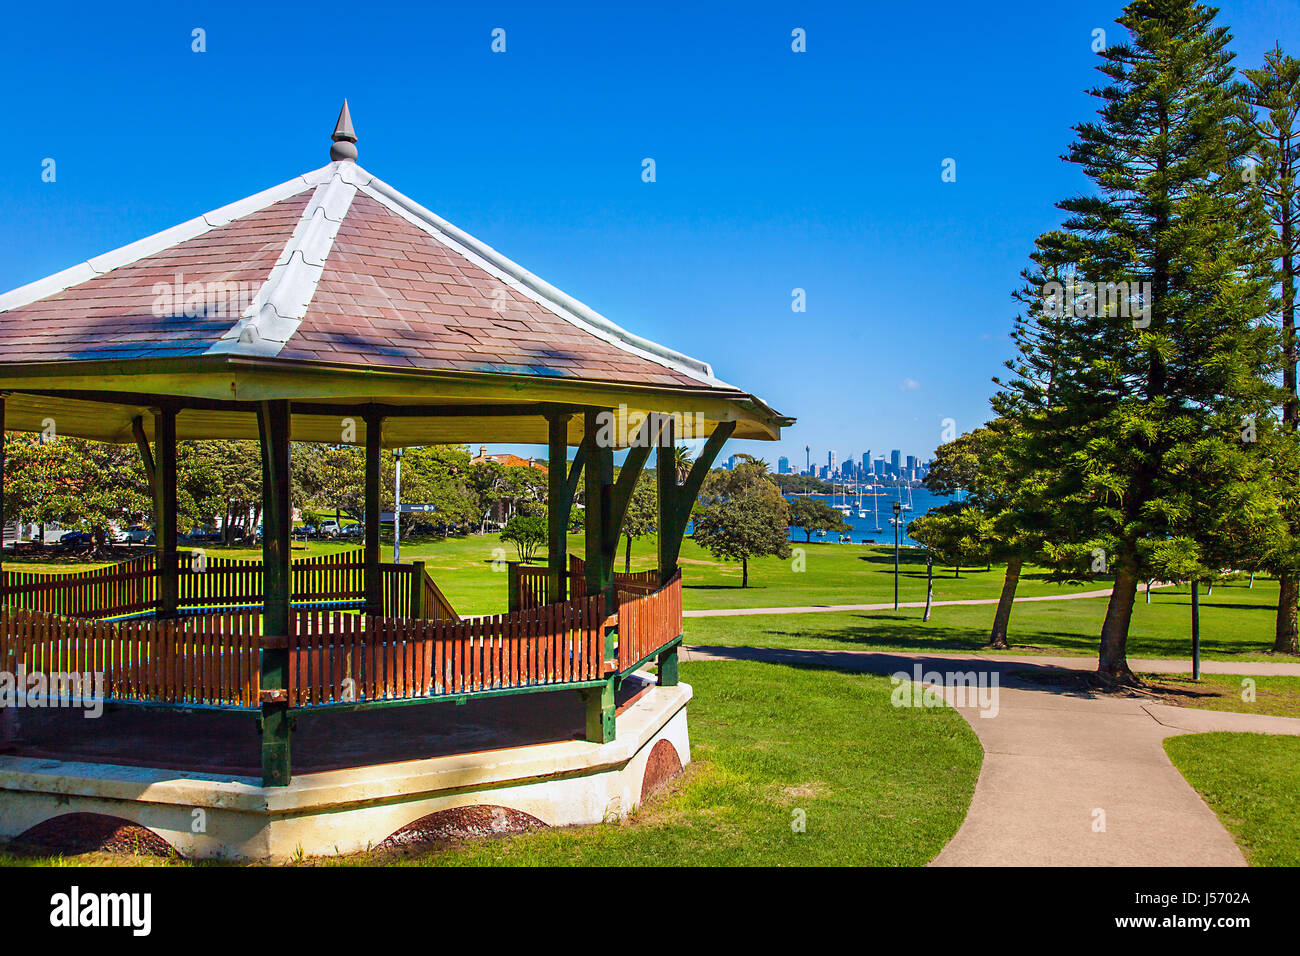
[{"left": 672, "top": 445, "right": 693, "bottom": 483}]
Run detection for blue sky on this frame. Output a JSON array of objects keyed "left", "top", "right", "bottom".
[{"left": 3, "top": 0, "right": 1298, "bottom": 468}]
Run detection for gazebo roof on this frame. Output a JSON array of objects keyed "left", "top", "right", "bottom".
[{"left": 0, "top": 105, "right": 790, "bottom": 447}]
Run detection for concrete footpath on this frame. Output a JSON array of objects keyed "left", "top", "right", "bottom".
[{"left": 681, "top": 645, "right": 1300, "bottom": 866}]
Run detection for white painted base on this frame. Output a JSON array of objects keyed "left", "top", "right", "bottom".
[{"left": 0, "top": 681, "right": 691, "bottom": 861}]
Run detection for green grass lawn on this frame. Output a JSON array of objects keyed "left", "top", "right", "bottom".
[
  {"left": 10, "top": 534, "right": 1295, "bottom": 661},
  {"left": 683, "top": 578, "right": 1287, "bottom": 662},
  {"left": 0, "top": 661, "right": 982, "bottom": 867},
  {"left": 1164, "top": 733, "right": 1300, "bottom": 867},
  {"left": 8, "top": 535, "right": 1101, "bottom": 610},
  {"left": 1139, "top": 674, "right": 1300, "bottom": 718}
]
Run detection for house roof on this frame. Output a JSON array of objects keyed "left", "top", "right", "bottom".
[{"left": 0, "top": 106, "right": 791, "bottom": 447}]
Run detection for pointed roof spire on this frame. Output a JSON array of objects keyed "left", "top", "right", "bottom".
[{"left": 330, "top": 100, "right": 357, "bottom": 162}]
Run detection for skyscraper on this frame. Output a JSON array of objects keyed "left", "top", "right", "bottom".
[
  {"left": 906, "top": 455, "right": 917, "bottom": 472},
  {"left": 778, "top": 456, "right": 790, "bottom": 474},
  {"left": 861, "top": 451, "right": 870, "bottom": 473},
  {"left": 891, "top": 450, "right": 902, "bottom": 473},
  {"left": 828, "top": 450, "right": 837, "bottom": 472}
]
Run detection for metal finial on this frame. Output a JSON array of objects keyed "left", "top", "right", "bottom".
[{"left": 330, "top": 100, "right": 357, "bottom": 162}]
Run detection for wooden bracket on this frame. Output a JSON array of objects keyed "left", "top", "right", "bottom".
[{"left": 259, "top": 688, "right": 289, "bottom": 704}]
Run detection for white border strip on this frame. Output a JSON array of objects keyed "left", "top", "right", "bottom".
[{"left": 0, "top": 166, "right": 334, "bottom": 315}]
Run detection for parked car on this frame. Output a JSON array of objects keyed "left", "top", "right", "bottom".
[
  {"left": 119, "top": 526, "right": 154, "bottom": 544},
  {"left": 58, "top": 530, "right": 93, "bottom": 545},
  {"left": 340, "top": 523, "right": 363, "bottom": 538},
  {"left": 318, "top": 520, "right": 341, "bottom": 538}
]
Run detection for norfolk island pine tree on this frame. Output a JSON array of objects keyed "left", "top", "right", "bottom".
[{"left": 993, "top": 0, "right": 1277, "bottom": 683}]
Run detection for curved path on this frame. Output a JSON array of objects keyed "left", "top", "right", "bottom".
[
  {"left": 680, "top": 645, "right": 1300, "bottom": 866},
  {"left": 684, "top": 581, "right": 1169, "bottom": 618}
]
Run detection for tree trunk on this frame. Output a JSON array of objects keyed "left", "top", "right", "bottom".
[
  {"left": 1275, "top": 573, "right": 1299, "bottom": 654},
  {"left": 624, "top": 534, "right": 633, "bottom": 572},
  {"left": 1099, "top": 568, "right": 1140, "bottom": 683},
  {"left": 742, "top": 557, "right": 748, "bottom": 588},
  {"left": 988, "top": 556, "right": 1022, "bottom": 649}
]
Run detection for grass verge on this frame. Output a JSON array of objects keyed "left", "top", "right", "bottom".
[{"left": 1164, "top": 733, "right": 1300, "bottom": 866}]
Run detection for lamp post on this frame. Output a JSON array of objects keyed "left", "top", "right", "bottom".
[
  {"left": 393, "top": 447, "right": 404, "bottom": 563},
  {"left": 893, "top": 499, "right": 901, "bottom": 610}
]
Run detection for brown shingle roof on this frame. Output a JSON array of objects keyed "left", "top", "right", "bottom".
[
  {"left": 0, "top": 192, "right": 312, "bottom": 361},
  {"left": 277, "top": 193, "right": 701, "bottom": 387},
  {"left": 0, "top": 162, "right": 724, "bottom": 391}
]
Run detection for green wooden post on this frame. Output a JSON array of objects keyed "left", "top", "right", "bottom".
[
  {"left": 545, "top": 412, "right": 571, "bottom": 604},
  {"left": 410, "top": 560, "right": 426, "bottom": 618},
  {"left": 656, "top": 414, "right": 678, "bottom": 584},
  {"left": 507, "top": 561, "right": 521, "bottom": 612},
  {"left": 257, "top": 400, "right": 293, "bottom": 787},
  {"left": 154, "top": 406, "right": 179, "bottom": 619},
  {"left": 363, "top": 409, "right": 383, "bottom": 616},
  {"left": 583, "top": 410, "right": 615, "bottom": 613},
  {"left": 581, "top": 678, "right": 616, "bottom": 743}
]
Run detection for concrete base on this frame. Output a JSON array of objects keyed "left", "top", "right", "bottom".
[{"left": 0, "top": 682, "right": 691, "bottom": 861}]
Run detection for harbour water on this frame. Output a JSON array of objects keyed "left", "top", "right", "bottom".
[{"left": 784, "top": 489, "right": 955, "bottom": 547}]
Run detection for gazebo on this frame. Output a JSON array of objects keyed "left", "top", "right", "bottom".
[{"left": 0, "top": 104, "right": 790, "bottom": 858}]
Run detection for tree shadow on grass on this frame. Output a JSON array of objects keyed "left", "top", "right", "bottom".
[
  {"left": 684, "top": 650, "right": 1124, "bottom": 703},
  {"left": 698, "top": 610, "right": 1269, "bottom": 661}
]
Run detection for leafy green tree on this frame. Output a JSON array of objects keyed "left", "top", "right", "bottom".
[
  {"left": 691, "top": 456, "right": 791, "bottom": 587},
  {"left": 500, "top": 514, "right": 547, "bottom": 563},
  {"left": 3, "top": 436, "right": 150, "bottom": 549},
  {"left": 787, "top": 497, "right": 850, "bottom": 543},
  {"left": 924, "top": 418, "right": 1054, "bottom": 647},
  {"left": 907, "top": 504, "right": 993, "bottom": 579},
  {"left": 1245, "top": 47, "right": 1300, "bottom": 653},
  {"left": 994, "top": 0, "right": 1276, "bottom": 682},
  {"left": 619, "top": 472, "right": 658, "bottom": 571}
]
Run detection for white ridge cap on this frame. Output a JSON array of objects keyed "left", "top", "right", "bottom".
[
  {"left": 207, "top": 163, "right": 359, "bottom": 356},
  {"left": 0, "top": 168, "right": 328, "bottom": 314}
]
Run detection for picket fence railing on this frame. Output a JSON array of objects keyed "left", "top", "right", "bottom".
[
  {"left": 0, "top": 550, "right": 454, "bottom": 622},
  {"left": 0, "top": 566, "right": 682, "bottom": 711}
]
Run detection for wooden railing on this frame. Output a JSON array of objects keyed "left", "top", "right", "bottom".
[
  {"left": 616, "top": 572, "right": 682, "bottom": 671},
  {"left": 1, "top": 555, "right": 158, "bottom": 619},
  {"left": 1, "top": 550, "right": 442, "bottom": 621},
  {"left": 512, "top": 563, "right": 551, "bottom": 611},
  {"left": 288, "top": 597, "right": 604, "bottom": 706},
  {"left": 513, "top": 555, "right": 660, "bottom": 612},
  {"left": 417, "top": 570, "right": 460, "bottom": 623},
  {"left": 1, "top": 570, "right": 681, "bottom": 711},
  {"left": 0, "top": 594, "right": 601, "bottom": 710},
  {"left": 1, "top": 606, "right": 262, "bottom": 708}
]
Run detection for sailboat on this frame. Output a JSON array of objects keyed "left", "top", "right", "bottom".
[
  {"left": 901, "top": 482, "right": 914, "bottom": 512},
  {"left": 872, "top": 483, "right": 882, "bottom": 531}
]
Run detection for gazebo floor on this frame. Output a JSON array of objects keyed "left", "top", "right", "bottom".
[{"left": 2, "top": 678, "right": 652, "bottom": 777}]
